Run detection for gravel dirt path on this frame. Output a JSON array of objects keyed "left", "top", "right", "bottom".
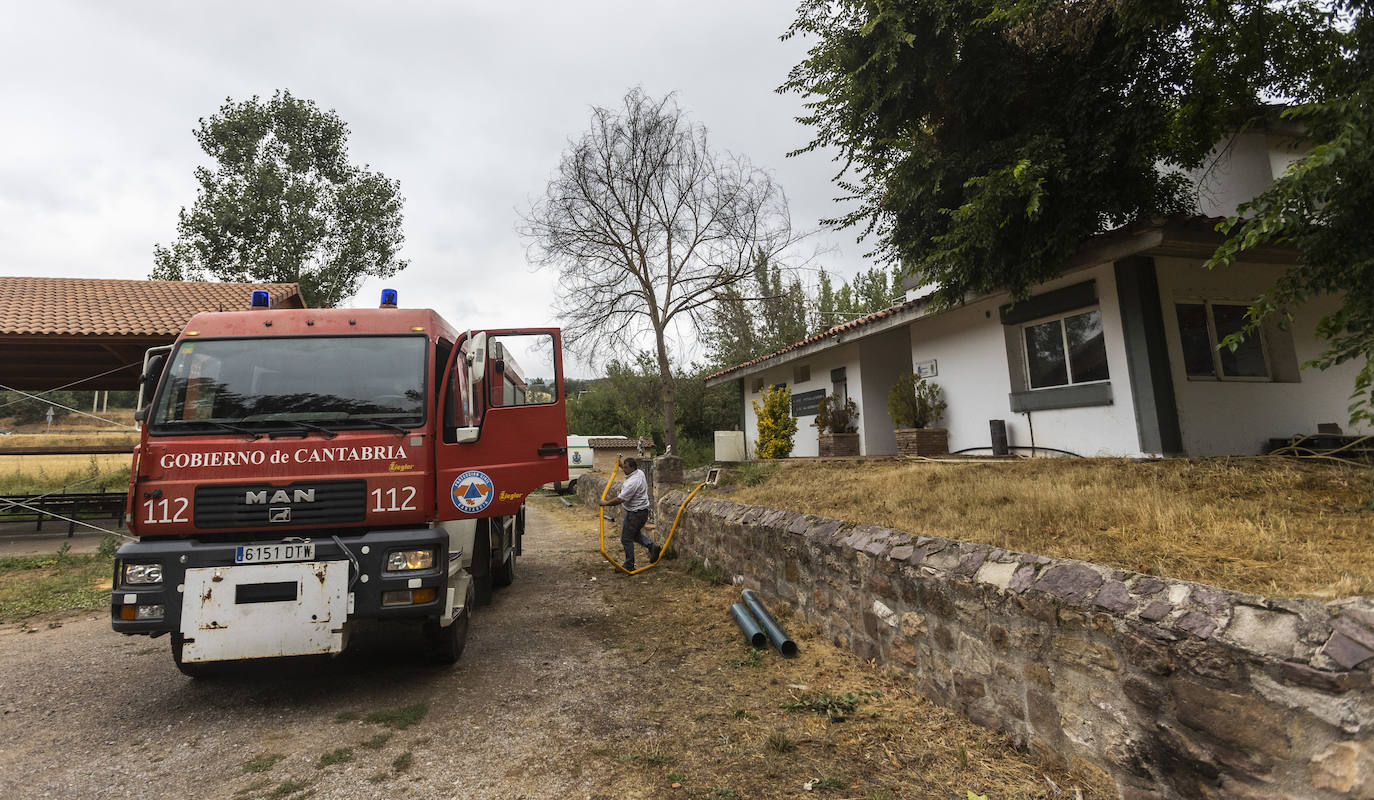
[{"left": 0, "top": 502, "right": 629, "bottom": 800}]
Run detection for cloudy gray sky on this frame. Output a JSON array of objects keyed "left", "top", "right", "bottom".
[{"left": 1, "top": 1, "right": 873, "bottom": 372}]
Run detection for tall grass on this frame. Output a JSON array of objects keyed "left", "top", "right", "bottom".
[
  {"left": 0, "top": 454, "right": 131, "bottom": 495},
  {"left": 728, "top": 458, "right": 1374, "bottom": 599}
]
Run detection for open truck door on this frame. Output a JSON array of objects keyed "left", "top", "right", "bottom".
[{"left": 435, "top": 328, "right": 568, "bottom": 521}]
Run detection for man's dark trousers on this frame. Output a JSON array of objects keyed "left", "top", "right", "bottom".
[{"left": 620, "top": 508, "right": 653, "bottom": 569}]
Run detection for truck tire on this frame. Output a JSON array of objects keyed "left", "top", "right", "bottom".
[
  {"left": 471, "top": 522, "right": 494, "bottom": 605},
  {"left": 171, "top": 633, "right": 216, "bottom": 679},
  {"left": 427, "top": 580, "right": 473, "bottom": 664},
  {"left": 494, "top": 545, "right": 516, "bottom": 587}
]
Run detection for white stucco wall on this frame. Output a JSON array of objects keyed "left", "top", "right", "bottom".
[
  {"left": 858, "top": 327, "right": 913, "bottom": 455},
  {"left": 1154, "top": 258, "right": 1371, "bottom": 455},
  {"left": 905, "top": 265, "right": 1146, "bottom": 457},
  {"left": 742, "top": 342, "right": 860, "bottom": 458},
  {"left": 1192, "top": 130, "right": 1304, "bottom": 219},
  {"left": 732, "top": 256, "right": 1367, "bottom": 461}
]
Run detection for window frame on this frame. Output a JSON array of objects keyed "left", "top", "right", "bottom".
[
  {"left": 1174, "top": 299, "right": 1272, "bottom": 383},
  {"left": 1021, "top": 307, "right": 1111, "bottom": 391}
]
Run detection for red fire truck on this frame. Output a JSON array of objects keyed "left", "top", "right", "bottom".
[{"left": 111, "top": 290, "right": 567, "bottom": 675}]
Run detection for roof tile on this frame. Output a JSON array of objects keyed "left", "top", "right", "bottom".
[{"left": 0, "top": 277, "right": 303, "bottom": 336}]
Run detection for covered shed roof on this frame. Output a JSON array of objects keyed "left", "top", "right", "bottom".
[{"left": 0, "top": 277, "right": 303, "bottom": 391}]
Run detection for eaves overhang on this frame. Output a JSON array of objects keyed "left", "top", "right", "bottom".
[
  {"left": 712, "top": 215, "right": 1298, "bottom": 389},
  {"left": 703, "top": 295, "right": 935, "bottom": 386}
]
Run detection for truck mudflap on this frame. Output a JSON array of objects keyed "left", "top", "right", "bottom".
[{"left": 179, "top": 561, "right": 349, "bottom": 662}]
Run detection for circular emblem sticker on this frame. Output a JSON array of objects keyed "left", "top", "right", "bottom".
[
  {"left": 571, "top": 452, "right": 582, "bottom": 464},
  {"left": 451, "top": 470, "right": 495, "bottom": 514}
]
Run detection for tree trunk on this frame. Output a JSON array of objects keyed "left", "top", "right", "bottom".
[{"left": 654, "top": 332, "right": 678, "bottom": 455}]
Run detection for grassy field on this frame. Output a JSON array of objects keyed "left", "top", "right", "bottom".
[
  {"left": 0, "top": 544, "right": 117, "bottom": 625},
  {"left": 0, "top": 408, "right": 139, "bottom": 454},
  {"left": 0, "top": 453, "right": 131, "bottom": 494},
  {"left": 723, "top": 457, "right": 1374, "bottom": 600}
]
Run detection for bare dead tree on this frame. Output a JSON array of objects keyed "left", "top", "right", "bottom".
[{"left": 522, "top": 88, "right": 802, "bottom": 454}]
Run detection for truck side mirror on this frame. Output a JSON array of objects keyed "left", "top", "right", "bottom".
[
  {"left": 468, "top": 333, "right": 487, "bottom": 385},
  {"left": 142, "top": 354, "right": 165, "bottom": 385},
  {"left": 135, "top": 350, "right": 169, "bottom": 423}
]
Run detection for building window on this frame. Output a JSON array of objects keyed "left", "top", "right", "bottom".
[
  {"left": 750, "top": 378, "right": 764, "bottom": 394},
  {"left": 793, "top": 364, "right": 810, "bottom": 384},
  {"left": 1023, "top": 309, "right": 1110, "bottom": 389},
  {"left": 1175, "top": 302, "right": 1268, "bottom": 380}
]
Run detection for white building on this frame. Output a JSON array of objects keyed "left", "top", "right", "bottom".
[{"left": 706, "top": 128, "right": 1369, "bottom": 458}]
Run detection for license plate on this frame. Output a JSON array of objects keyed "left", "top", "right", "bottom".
[{"left": 235, "top": 542, "right": 316, "bottom": 564}]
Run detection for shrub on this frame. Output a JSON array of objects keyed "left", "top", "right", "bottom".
[
  {"left": 751, "top": 385, "right": 796, "bottom": 459},
  {"left": 887, "top": 372, "right": 946, "bottom": 429},
  {"left": 813, "top": 394, "right": 859, "bottom": 434}
]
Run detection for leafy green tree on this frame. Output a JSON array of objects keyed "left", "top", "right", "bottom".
[
  {"left": 810, "top": 265, "right": 899, "bottom": 334},
  {"left": 152, "top": 90, "right": 408, "bottom": 308},
  {"left": 565, "top": 354, "right": 739, "bottom": 467},
  {"left": 753, "top": 384, "right": 797, "bottom": 459},
  {"left": 813, "top": 268, "right": 837, "bottom": 333},
  {"left": 1206, "top": 5, "right": 1374, "bottom": 424},
  {"left": 0, "top": 390, "right": 84, "bottom": 426},
  {"left": 703, "top": 284, "right": 764, "bottom": 370},
  {"left": 705, "top": 248, "right": 810, "bottom": 368},
  {"left": 782, "top": 0, "right": 1371, "bottom": 418}
]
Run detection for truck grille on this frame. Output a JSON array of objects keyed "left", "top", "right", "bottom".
[{"left": 194, "top": 480, "right": 367, "bottom": 529}]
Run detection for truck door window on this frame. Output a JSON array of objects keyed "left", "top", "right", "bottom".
[
  {"left": 487, "top": 333, "right": 557, "bottom": 407},
  {"left": 443, "top": 338, "right": 482, "bottom": 444}
]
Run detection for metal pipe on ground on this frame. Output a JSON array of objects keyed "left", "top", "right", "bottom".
[
  {"left": 730, "top": 603, "right": 767, "bottom": 649},
  {"left": 741, "top": 589, "right": 798, "bottom": 657}
]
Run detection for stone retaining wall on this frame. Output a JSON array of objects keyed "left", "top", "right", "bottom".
[{"left": 578, "top": 474, "right": 1374, "bottom": 798}]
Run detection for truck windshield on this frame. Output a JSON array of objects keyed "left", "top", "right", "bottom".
[{"left": 148, "top": 335, "right": 428, "bottom": 432}]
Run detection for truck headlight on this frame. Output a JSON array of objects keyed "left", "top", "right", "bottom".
[
  {"left": 385, "top": 549, "right": 434, "bottom": 571},
  {"left": 123, "top": 563, "right": 163, "bottom": 585}
]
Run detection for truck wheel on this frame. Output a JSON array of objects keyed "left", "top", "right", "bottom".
[
  {"left": 427, "top": 581, "right": 472, "bottom": 665},
  {"left": 494, "top": 547, "right": 516, "bottom": 587},
  {"left": 472, "top": 524, "right": 494, "bottom": 605},
  {"left": 171, "top": 633, "right": 216, "bottom": 679}
]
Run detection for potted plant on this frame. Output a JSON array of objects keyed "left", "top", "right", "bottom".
[
  {"left": 814, "top": 394, "right": 860, "bottom": 457},
  {"left": 888, "top": 372, "right": 949, "bottom": 456}
]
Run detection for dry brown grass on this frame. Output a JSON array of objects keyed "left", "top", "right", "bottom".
[
  {"left": 0, "top": 454, "right": 132, "bottom": 494},
  {"left": 0, "top": 433, "right": 139, "bottom": 451},
  {"left": 723, "top": 458, "right": 1374, "bottom": 600},
  {"left": 0, "top": 408, "right": 137, "bottom": 431},
  {"left": 532, "top": 496, "right": 1111, "bottom": 800},
  {"left": 0, "top": 408, "right": 138, "bottom": 453}
]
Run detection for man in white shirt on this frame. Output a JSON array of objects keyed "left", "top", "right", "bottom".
[{"left": 599, "top": 457, "right": 660, "bottom": 570}]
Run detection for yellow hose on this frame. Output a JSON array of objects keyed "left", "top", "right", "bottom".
[{"left": 598, "top": 455, "right": 707, "bottom": 575}]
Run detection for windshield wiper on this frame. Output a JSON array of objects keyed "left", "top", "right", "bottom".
[
  {"left": 350, "top": 418, "right": 411, "bottom": 433},
  {"left": 265, "top": 421, "right": 340, "bottom": 440},
  {"left": 169, "top": 420, "right": 262, "bottom": 440}
]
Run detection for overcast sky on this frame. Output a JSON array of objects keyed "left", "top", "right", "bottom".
[{"left": 1, "top": 1, "right": 874, "bottom": 374}]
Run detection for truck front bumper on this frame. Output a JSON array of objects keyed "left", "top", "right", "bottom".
[{"left": 111, "top": 528, "right": 448, "bottom": 637}]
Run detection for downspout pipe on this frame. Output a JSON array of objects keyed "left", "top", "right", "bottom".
[
  {"left": 741, "top": 589, "right": 799, "bottom": 658},
  {"left": 730, "top": 603, "right": 768, "bottom": 649}
]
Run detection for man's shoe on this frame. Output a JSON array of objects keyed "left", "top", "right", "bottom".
[{"left": 650, "top": 544, "right": 662, "bottom": 562}]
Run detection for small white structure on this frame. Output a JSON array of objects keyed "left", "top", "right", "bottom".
[{"left": 707, "top": 128, "right": 1369, "bottom": 458}]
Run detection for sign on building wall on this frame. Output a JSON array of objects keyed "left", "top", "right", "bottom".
[
  {"left": 791, "top": 389, "right": 825, "bottom": 417},
  {"left": 916, "top": 359, "right": 938, "bottom": 378}
]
